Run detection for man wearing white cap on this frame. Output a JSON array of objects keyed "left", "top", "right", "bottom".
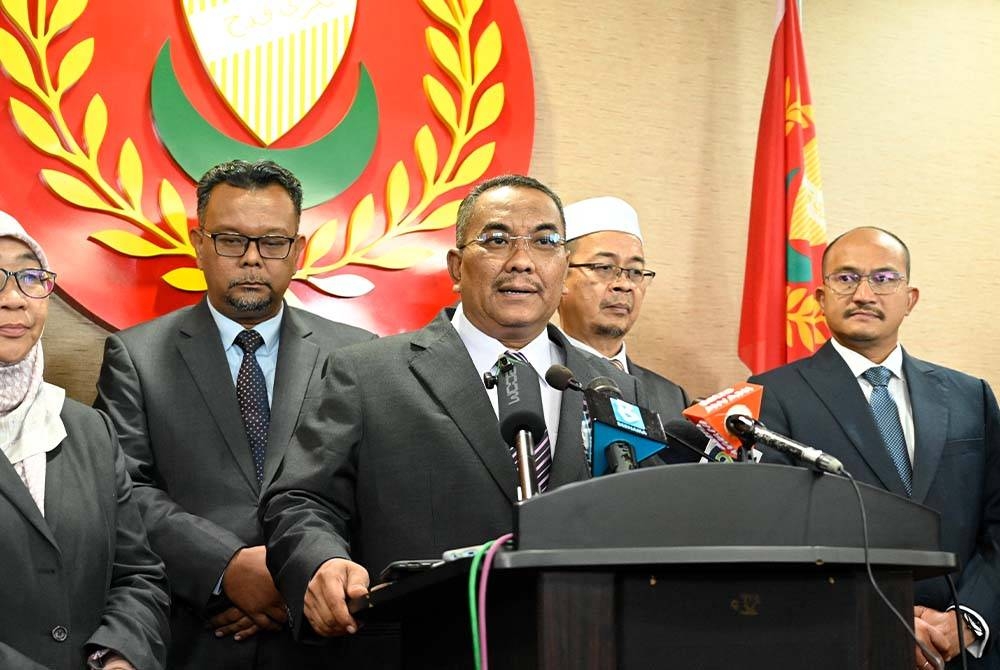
[{"left": 557, "top": 196, "right": 689, "bottom": 426}]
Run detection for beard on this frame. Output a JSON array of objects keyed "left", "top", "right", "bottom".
[
  {"left": 226, "top": 293, "right": 273, "bottom": 314},
  {"left": 594, "top": 323, "right": 626, "bottom": 339}
]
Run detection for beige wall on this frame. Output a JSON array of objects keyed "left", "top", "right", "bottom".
[{"left": 42, "top": 0, "right": 1000, "bottom": 403}]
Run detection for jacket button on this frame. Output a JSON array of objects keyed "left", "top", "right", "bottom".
[{"left": 51, "top": 625, "right": 68, "bottom": 642}]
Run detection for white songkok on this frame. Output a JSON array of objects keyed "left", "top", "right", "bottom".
[{"left": 563, "top": 196, "right": 643, "bottom": 243}]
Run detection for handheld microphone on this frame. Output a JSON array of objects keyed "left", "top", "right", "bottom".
[
  {"left": 544, "top": 364, "right": 584, "bottom": 392},
  {"left": 725, "top": 415, "right": 845, "bottom": 475},
  {"left": 581, "top": 375, "right": 669, "bottom": 476},
  {"left": 660, "top": 418, "right": 720, "bottom": 463},
  {"left": 682, "top": 383, "right": 764, "bottom": 460},
  {"left": 496, "top": 356, "right": 546, "bottom": 499}
]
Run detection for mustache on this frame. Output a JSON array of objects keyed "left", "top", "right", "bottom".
[
  {"left": 599, "top": 298, "right": 632, "bottom": 310},
  {"left": 845, "top": 307, "right": 883, "bottom": 319},
  {"left": 227, "top": 276, "right": 272, "bottom": 290},
  {"left": 493, "top": 276, "right": 543, "bottom": 292}
]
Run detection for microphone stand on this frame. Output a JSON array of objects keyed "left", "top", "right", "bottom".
[{"left": 514, "top": 429, "right": 539, "bottom": 500}]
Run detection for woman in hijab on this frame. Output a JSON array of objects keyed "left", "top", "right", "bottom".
[{"left": 0, "top": 211, "right": 169, "bottom": 670}]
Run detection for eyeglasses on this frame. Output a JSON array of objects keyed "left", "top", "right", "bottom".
[
  {"left": 458, "top": 230, "right": 566, "bottom": 256},
  {"left": 823, "top": 271, "right": 907, "bottom": 295},
  {"left": 0, "top": 267, "right": 57, "bottom": 298},
  {"left": 569, "top": 263, "right": 656, "bottom": 285},
  {"left": 199, "top": 230, "right": 297, "bottom": 259}
]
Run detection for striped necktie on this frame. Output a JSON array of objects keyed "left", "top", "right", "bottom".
[
  {"left": 862, "top": 366, "right": 912, "bottom": 496},
  {"left": 608, "top": 358, "right": 625, "bottom": 372},
  {"left": 502, "top": 351, "right": 552, "bottom": 491}
]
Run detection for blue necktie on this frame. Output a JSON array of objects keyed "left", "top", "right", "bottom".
[
  {"left": 862, "top": 366, "right": 912, "bottom": 495},
  {"left": 235, "top": 330, "right": 270, "bottom": 485},
  {"left": 500, "top": 351, "right": 552, "bottom": 492}
]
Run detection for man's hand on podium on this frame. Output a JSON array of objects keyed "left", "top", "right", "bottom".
[
  {"left": 304, "top": 557, "right": 370, "bottom": 637},
  {"left": 914, "top": 605, "right": 973, "bottom": 667}
]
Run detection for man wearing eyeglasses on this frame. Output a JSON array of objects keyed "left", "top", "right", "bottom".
[
  {"left": 749, "top": 227, "right": 999, "bottom": 669},
  {"left": 94, "top": 160, "right": 375, "bottom": 670},
  {"left": 260, "top": 174, "right": 640, "bottom": 657},
  {"left": 557, "top": 196, "right": 689, "bottom": 435}
]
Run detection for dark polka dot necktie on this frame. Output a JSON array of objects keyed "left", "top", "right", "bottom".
[
  {"left": 862, "top": 366, "right": 912, "bottom": 496},
  {"left": 235, "top": 329, "right": 270, "bottom": 485}
]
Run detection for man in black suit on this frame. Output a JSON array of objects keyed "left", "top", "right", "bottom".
[
  {"left": 94, "top": 160, "right": 374, "bottom": 669},
  {"left": 749, "top": 227, "right": 1000, "bottom": 669},
  {"left": 557, "top": 196, "right": 688, "bottom": 424},
  {"left": 261, "top": 174, "right": 641, "bottom": 645}
]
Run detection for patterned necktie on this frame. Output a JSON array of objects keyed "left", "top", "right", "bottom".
[
  {"left": 235, "top": 329, "right": 270, "bottom": 485},
  {"left": 608, "top": 358, "right": 625, "bottom": 372},
  {"left": 501, "top": 351, "right": 552, "bottom": 492},
  {"left": 862, "top": 366, "right": 912, "bottom": 495}
]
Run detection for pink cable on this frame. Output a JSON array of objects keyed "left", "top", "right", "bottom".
[{"left": 477, "top": 532, "right": 514, "bottom": 670}]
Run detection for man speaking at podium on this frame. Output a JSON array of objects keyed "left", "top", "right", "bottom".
[
  {"left": 260, "top": 175, "right": 637, "bottom": 653},
  {"left": 749, "top": 227, "right": 1000, "bottom": 668}
]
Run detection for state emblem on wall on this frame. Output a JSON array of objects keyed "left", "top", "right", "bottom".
[{"left": 0, "top": 0, "right": 535, "bottom": 333}]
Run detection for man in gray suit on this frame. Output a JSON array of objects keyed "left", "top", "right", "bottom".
[
  {"left": 750, "top": 227, "right": 1000, "bottom": 669},
  {"left": 261, "top": 174, "right": 642, "bottom": 645},
  {"left": 94, "top": 160, "right": 374, "bottom": 669},
  {"left": 557, "top": 196, "right": 689, "bottom": 427}
]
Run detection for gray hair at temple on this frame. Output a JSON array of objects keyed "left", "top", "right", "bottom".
[{"left": 454, "top": 174, "right": 565, "bottom": 246}]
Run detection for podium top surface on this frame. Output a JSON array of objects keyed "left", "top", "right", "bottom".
[{"left": 515, "top": 463, "right": 942, "bottom": 553}]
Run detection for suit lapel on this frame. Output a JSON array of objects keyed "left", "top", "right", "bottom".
[
  {"left": 262, "top": 308, "right": 319, "bottom": 489},
  {"left": 0, "top": 450, "right": 58, "bottom": 550},
  {"left": 176, "top": 301, "right": 259, "bottom": 490},
  {"left": 904, "top": 353, "right": 948, "bottom": 504},
  {"left": 799, "top": 342, "right": 910, "bottom": 497},
  {"left": 550, "top": 334, "right": 592, "bottom": 487},
  {"left": 408, "top": 312, "right": 517, "bottom": 504}
]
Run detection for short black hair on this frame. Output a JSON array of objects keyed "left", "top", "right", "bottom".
[
  {"left": 823, "top": 226, "right": 911, "bottom": 277},
  {"left": 196, "top": 159, "right": 304, "bottom": 225},
  {"left": 454, "top": 174, "right": 564, "bottom": 245}
]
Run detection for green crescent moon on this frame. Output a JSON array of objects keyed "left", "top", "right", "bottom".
[{"left": 150, "top": 40, "right": 379, "bottom": 209}]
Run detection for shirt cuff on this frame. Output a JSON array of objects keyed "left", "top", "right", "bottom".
[{"left": 947, "top": 605, "right": 989, "bottom": 658}]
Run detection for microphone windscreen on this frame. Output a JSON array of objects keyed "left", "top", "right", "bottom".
[
  {"left": 545, "top": 364, "right": 577, "bottom": 391},
  {"left": 587, "top": 376, "right": 623, "bottom": 399},
  {"left": 661, "top": 418, "right": 713, "bottom": 464},
  {"left": 496, "top": 359, "right": 547, "bottom": 446}
]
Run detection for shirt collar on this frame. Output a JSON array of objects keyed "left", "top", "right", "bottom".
[
  {"left": 562, "top": 333, "right": 628, "bottom": 372},
  {"left": 829, "top": 337, "right": 904, "bottom": 381},
  {"left": 206, "top": 299, "right": 284, "bottom": 354},
  {"left": 451, "top": 303, "right": 553, "bottom": 380}
]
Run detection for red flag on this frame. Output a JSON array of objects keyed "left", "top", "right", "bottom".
[{"left": 738, "top": 0, "right": 829, "bottom": 375}]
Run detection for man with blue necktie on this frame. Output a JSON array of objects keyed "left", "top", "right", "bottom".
[{"left": 749, "top": 227, "right": 999, "bottom": 669}]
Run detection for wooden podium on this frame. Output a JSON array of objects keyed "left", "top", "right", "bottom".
[{"left": 352, "top": 464, "right": 956, "bottom": 669}]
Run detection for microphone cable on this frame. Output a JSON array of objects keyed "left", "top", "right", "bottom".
[
  {"left": 944, "top": 574, "right": 969, "bottom": 670},
  {"left": 843, "top": 469, "right": 945, "bottom": 669}
]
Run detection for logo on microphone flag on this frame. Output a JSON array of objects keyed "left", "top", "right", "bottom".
[
  {"left": 683, "top": 383, "right": 763, "bottom": 460},
  {"left": 738, "top": 0, "right": 829, "bottom": 375}
]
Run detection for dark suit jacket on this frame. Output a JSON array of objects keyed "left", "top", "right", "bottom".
[
  {"left": 627, "top": 358, "right": 689, "bottom": 419},
  {"left": 261, "top": 309, "right": 642, "bottom": 638},
  {"left": 94, "top": 299, "right": 374, "bottom": 670},
  {"left": 750, "top": 341, "right": 1000, "bottom": 668},
  {"left": 0, "top": 398, "right": 169, "bottom": 670}
]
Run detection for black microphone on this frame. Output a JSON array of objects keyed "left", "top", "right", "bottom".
[
  {"left": 725, "top": 415, "right": 845, "bottom": 475},
  {"left": 497, "top": 357, "right": 546, "bottom": 499},
  {"left": 661, "top": 418, "right": 718, "bottom": 464},
  {"left": 544, "top": 364, "right": 583, "bottom": 392},
  {"left": 587, "top": 376, "right": 624, "bottom": 399}
]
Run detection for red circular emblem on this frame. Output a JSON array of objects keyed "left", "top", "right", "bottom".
[{"left": 0, "top": 0, "right": 534, "bottom": 333}]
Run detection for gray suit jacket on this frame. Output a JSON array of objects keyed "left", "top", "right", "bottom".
[
  {"left": 627, "top": 359, "right": 692, "bottom": 464},
  {"left": 261, "top": 308, "right": 641, "bottom": 638},
  {"left": 94, "top": 299, "right": 374, "bottom": 670},
  {"left": 750, "top": 341, "right": 1000, "bottom": 668},
  {"left": 0, "top": 399, "right": 169, "bottom": 670}
]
